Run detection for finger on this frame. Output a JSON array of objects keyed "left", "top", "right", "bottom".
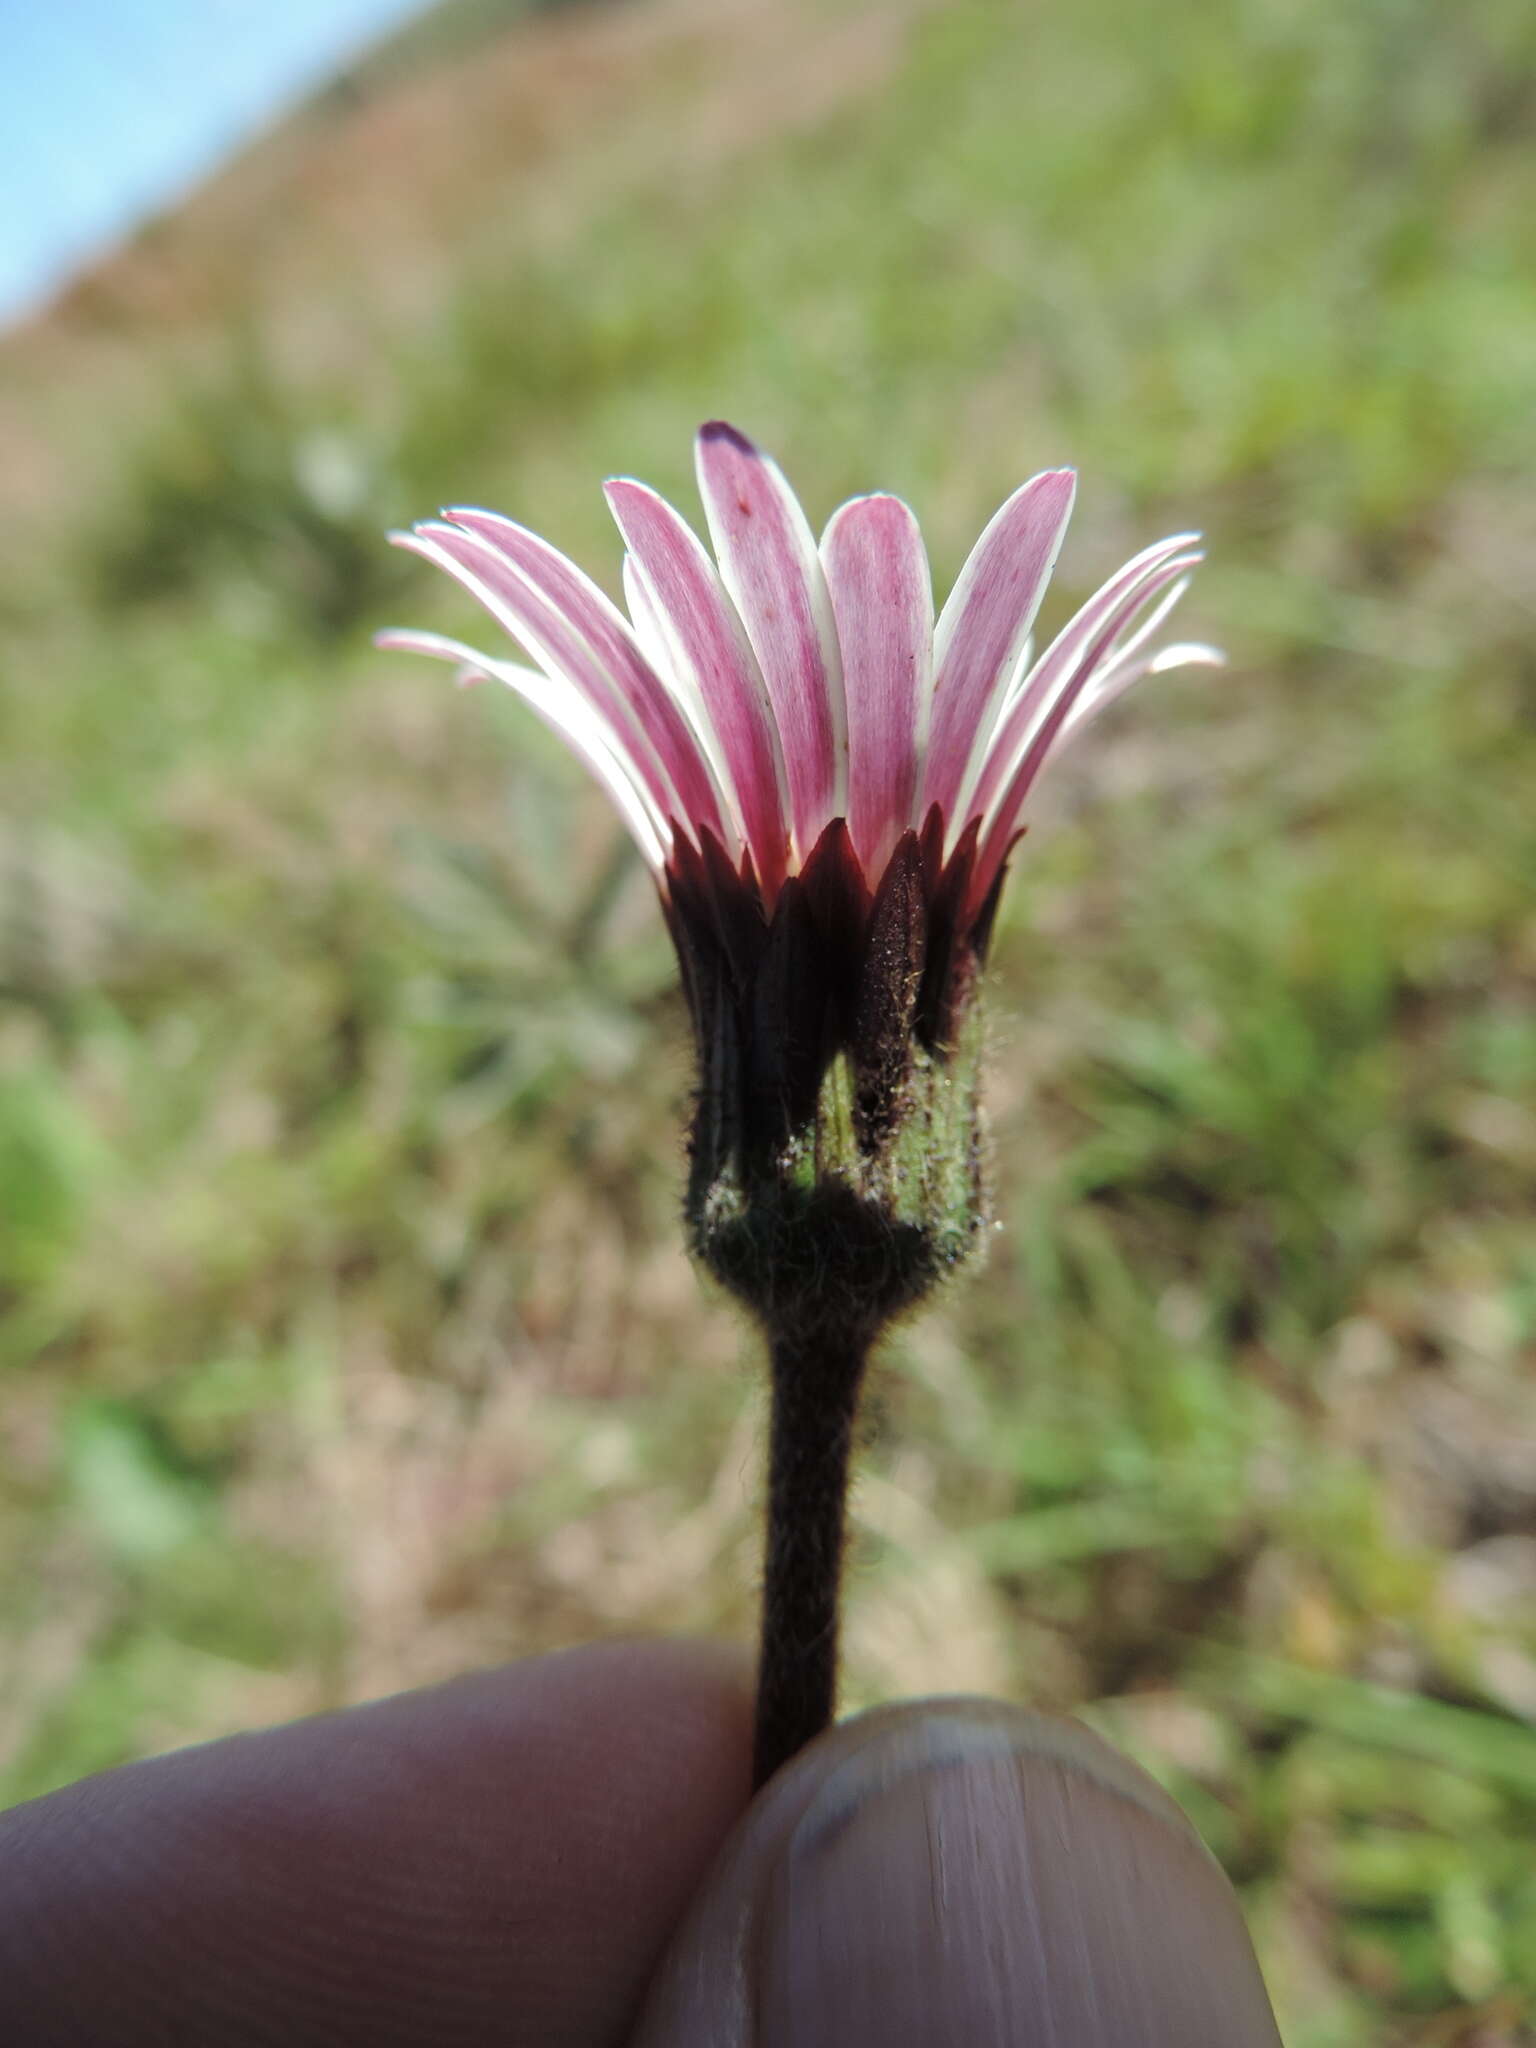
[
  {"left": 634, "top": 1698, "right": 1283, "bottom": 2047},
  {"left": 0, "top": 1639, "right": 752, "bottom": 2047}
]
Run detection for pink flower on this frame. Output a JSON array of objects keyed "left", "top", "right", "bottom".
[
  {"left": 381, "top": 422, "right": 1217, "bottom": 1323},
  {"left": 378, "top": 421, "right": 1217, "bottom": 932}
]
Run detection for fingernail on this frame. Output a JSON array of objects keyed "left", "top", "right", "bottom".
[{"left": 635, "top": 1703, "right": 1282, "bottom": 2047}]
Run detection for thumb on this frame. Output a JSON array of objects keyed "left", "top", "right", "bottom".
[{"left": 633, "top": 1699, "right": 1282, "bottom": 2047}]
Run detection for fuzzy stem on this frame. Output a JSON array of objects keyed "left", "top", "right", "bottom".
[{"left": 752, "top": 1322, "right": 871, "bottom": 1789}]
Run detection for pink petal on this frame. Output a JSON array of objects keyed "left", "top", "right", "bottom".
[
  {"left": 921, "top": 469, "right": 1077, "bottom": 824},
  {"left": 969, "top": 547, "right": 1203, "bottom": 905},
  {"left": 694, "top": 422, "right": 845, "bottom": 858},
  {"left": 433, "top": 510, "right": 729, "bottom": 848},
  {"left": 393, "top": 524, "right": 674, "bottom": 823},
  {"left": 373, "top": 626, "right": 668, "bottom": 871},
  {"left": 820, "top": 493, "right": 933, "bottom": 877},
  {"left": 973, "top": 535, "right": 1203, "bottom": 822},
  {"left": 606, "top": 477, "right": 789, "bottom": 898}
]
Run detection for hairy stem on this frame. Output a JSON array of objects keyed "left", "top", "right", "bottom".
[{"left": 752, "top": 1323, "right": 871, "bottom": 1790}]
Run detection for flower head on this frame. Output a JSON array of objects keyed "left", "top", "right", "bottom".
[{"left": 380, "top": 423, "right": 1216, "bottom": 1329}]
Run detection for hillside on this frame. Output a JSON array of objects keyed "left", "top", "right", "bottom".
[{"left": 0, "top": 0, "right": 926, "bottom": 529}]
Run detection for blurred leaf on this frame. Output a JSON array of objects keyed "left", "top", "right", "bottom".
[
  {"left": 0, "top": 1067, "right": 106, "bottom": 1294},
  {"left": 1210, "top": 1652, "right": 1536, "bottom": 1802},
  {"left": 63, "top": 1401, "right": 208, "bottom": 1563}
]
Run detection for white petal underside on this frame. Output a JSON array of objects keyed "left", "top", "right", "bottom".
[
  {"left": 973, "top": 543, "right": 1207, "bottom": 884},
  {"left": 1058, "top": 575, "right": 1224, "bottom": 744},
  {"left": 374, "top": 627, "right": 669, "bottom": 871},
  {"left": 431, "top": 511, "right": 731, "bottom": 846},
  {"left": 391, "top": 526, "right": 683, "bottom": 827}
]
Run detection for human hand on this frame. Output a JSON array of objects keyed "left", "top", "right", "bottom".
[{"left": 0, "top": 1640, "right": 1281, "bottom": 2044}]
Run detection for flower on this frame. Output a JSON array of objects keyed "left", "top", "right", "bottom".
[
  {"left": 379, "top": 422, "right": 1217, "bottom": 1330},
  {"left": 380, "top": 423, "right": 1219, "bottom": 1787}
]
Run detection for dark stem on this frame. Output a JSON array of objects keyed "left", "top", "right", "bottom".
[{"left": 752, "top": 1321, "right": 871, "bottom": 1790}]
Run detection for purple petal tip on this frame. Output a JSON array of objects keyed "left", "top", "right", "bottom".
[{"left": 698, "top": 420, "right": 756, "bottom": 453}]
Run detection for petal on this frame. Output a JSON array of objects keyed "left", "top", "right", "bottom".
[
  {"left": 694, "top": 422, "right": 846, "bottom": 858},
  {"left": 433, "top": 510, "right": 730, "bottom": 848},
  {"left": 374, "top": 624, "right": 544, "bottom": 691},
  {"left": 971, "top": 533, "right": 1203, "bottom": 824},
  {"left": 391, "top": 525, "right": 677, "bottom": 826},
  {"left": 607, "top": 477, "right": 789, "bottom": 898},
  {"left": 820, "top": 493, "right": 933, "bottom": 877},
  {"left": 1058, "top": 573, "right": 1224, "bottom": 744},
  {"left": 994, "top": 633, "right": 1036, "bottom": 722},
  {"left": 921, "top": 469, "right": 1077, "bottom": 825},
  {"left": 621, "top": 551, "right": 679, "bottom": 693},
  {"left": 969, "top": 545, "right": 1205, "bottom": 902},
  {"left": 620, "top": 550, "right": 734, "bottom": 822},
  {"left": 373, "top": 627, "right": 668, "bottom": 871},
  {"left": 1055, "top": 636, "right": 1224, "bottom": 749}
]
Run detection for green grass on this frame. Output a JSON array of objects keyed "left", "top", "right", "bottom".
[{"left": 3, "top": 0, "right": 1536, "bottom": 2038}]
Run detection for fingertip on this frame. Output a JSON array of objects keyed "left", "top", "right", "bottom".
[{"left": 635, "top": 1699, "right": 1283, "bottom": 2048}]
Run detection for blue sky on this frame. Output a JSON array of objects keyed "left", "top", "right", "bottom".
[{"left": 0, "top": 0, "right": 434, "bottom": 326}]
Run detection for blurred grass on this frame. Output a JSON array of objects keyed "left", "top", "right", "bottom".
[{"left": 3, "top": 0, "right": 1536, "bottom": 2038}]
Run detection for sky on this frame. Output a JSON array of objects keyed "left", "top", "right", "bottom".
[{"left": 0, "top": 0, "right": 435, "bottom": 327}]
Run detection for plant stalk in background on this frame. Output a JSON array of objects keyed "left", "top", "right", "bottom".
[{"left": 380, "top": 422, "right": 1216, "bottom": 1787}]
